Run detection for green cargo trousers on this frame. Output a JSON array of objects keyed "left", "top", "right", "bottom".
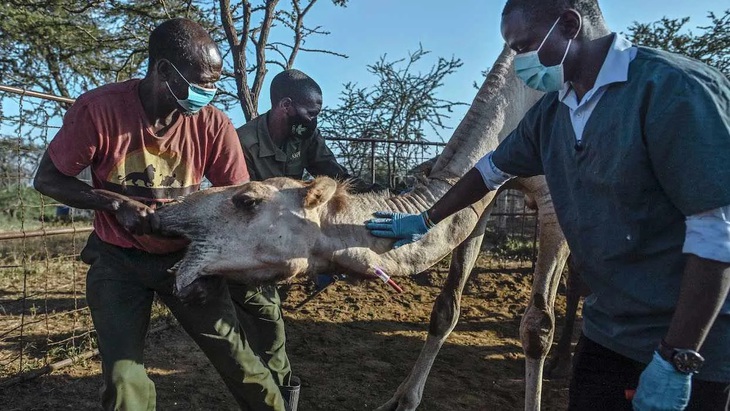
[{"left": 81, "top": 233, "right": 291, "bottom": 411}]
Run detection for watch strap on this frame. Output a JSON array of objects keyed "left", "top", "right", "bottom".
[{"left": 658, "top": 339, "right": 676, "bottom": 362}]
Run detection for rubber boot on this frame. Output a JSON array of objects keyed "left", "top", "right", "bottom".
[{"left": 280, "top": 376, "right": 300, "bottom": 411}]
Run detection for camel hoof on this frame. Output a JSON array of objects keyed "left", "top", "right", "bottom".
[
  {"left": 375, "top": 394, "right": 419, "bottom": 411},
  {"left": 545, "top": 356, "right": 572, "bottom": 379}
]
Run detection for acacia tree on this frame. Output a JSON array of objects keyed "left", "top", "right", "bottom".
[
  {"left": 0, "top": 0, "right": 351, "bottom": 196},
  {"left": 219, "top": 0, "right": 348, "bottom": 121},
  {"left": 626, "top": 9, "right": 729, "bottom": 78},
  {"left": 318, "top": 46, "right": 465, "bottom": 188},
  {"left": 0, "top": 1, "right": 210, "bottom": 104},
  {"left": 0, "top": 0, "right": 220, "bottom": 142},
  {"left": 0, "top": 0, "right": 349, "bottom": 124}
]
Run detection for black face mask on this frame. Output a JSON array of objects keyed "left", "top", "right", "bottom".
[{"left": 289, "top": 105, "right": 318, "bottom": 139}]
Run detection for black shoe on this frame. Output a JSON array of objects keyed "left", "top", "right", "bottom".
[{"left": 280, "top": 376, "right": 300, "bottom": 411}]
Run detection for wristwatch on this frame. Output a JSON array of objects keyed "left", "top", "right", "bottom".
[{"left": 658, "top": 339, "right": 705, "bottom": 374}]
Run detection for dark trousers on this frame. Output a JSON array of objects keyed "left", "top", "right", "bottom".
[
  {"left": 569, "top": 334, "right": 730, "bottom": 411},
  {"left": 81, "top": 233, "right": 289, "bottom": 411}
]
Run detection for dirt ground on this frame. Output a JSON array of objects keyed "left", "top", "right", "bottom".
[{"left": 0, "top": 254, "right": 576, "bottom": 411}]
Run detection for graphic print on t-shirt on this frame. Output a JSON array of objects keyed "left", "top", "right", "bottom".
[
  {"left": 119, "top": 163, "right": 157, "bottom": 187},
  {"left": 102, "top": 146, "right": 200, "bottom": 202}
]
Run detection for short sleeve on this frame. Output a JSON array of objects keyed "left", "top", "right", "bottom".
[
  {"left": 645, "top": 72, "right": 730, "bottom": 216},
  {"left": 47, "top": 102, "right": 98, "bottom": 177},
  {"left": 205, "top": 119, "right": 249, "bottom": 186},
  {"left": 491, "top": 99, "right": 545, "bottom": 177},
  {"left": 474, "top": 151, "right": 514, "bottom": 190},
  {"left": 683, "top": 205, "right": 730, "bottom": 263}
]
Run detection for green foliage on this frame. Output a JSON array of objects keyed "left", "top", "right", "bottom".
[
  {"left": 0, "top": 1, "right": 213, "bottom": 97},
  {"left": 0, "top": 0, "right": 216, "bottom": 133},
  {"left": 626, "top": 9, "right": 729, "bottom": 77},
  {"left": 489, "top": 234, "right": 535, "bottom": 262},
  {"left": 0, "top": 184, "right": 58, "bottom": 230},
  {"left": 0, "top": 138, "right": 45, "bottom": 182},
  {"left": 0, "top": 1, "right": 350, "bottom": 123}
]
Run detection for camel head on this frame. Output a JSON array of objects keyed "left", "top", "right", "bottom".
[
  {"left": 158, "top": 176, "right": 348, "bottom": 291},
  {"left": 156, "top": 44, "right": 540, "bottom": 294}
]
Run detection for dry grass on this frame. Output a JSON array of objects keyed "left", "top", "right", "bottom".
[
  {"left": 0, "top": 235, "right": 575, "bottom": 410},
  {"left": 0, "top": 232, "right": 170, "bottom": 379}
]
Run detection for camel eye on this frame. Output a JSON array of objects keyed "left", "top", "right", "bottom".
[{"left": 232, "top": 193, "right": 263, "bottom": 210}]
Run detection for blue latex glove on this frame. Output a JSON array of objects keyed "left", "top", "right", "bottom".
[
  {"left": 633, "top": 351, "right": 692, "bottom": 411},
  {"left": 366, "top": 211, "right": 430, "bottom": 248}
]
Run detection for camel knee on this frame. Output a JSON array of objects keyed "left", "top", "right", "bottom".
[
  {"left": 428, "top": 293, "right": 459, "bottom": 337},
  {"left": 520, "top": 293, "right": 555, "bottom": 359}
]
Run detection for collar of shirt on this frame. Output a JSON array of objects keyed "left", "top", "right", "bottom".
[
  {"left": 559, "top": 33, "right": 638, "bottom": 109},
  {"left": 256, "top": 111, "right": 298, "bottom": 162}
]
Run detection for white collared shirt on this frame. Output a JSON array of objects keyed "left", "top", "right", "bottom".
[
  {"left": 559, "top": 35, "right": 637, "bottom": 144},
  {"left": 475, "top": 34, "right": 730, "bottom": 263}
]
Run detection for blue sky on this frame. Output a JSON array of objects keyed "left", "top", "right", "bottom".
[
  {"left": 243, "top": 0, "right": 724, "bottom": 140},
  {"left": 2, "top": 1, "right": 725, "bottom": 141}
]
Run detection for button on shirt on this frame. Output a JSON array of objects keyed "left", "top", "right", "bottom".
[{"left": 476, "top": 34, "right": 730, "bottom": 264}]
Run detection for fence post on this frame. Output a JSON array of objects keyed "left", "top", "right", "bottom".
[{"left": 370, "top": 140, "right": 376, "bottom": 184}]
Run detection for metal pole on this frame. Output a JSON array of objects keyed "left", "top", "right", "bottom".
[
  {"left": 531, "top": 216, "right": 539, "bottom": 271},
  {"left": 0, "top": 85, "right": 75, "bottom": 105},
  {"left": 370, "top": 140, "right": 376, "bottom": 184},
  {"left": 0, "top": 227, "right": 93, "bottom": 241},
  {"left": 326, "top": 135, "right": 446, "bottom": 147}
]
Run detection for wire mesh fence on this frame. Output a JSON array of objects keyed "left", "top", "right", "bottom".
[
  {"left": 0, "top": 84, "right": 537, "bottom": 385},
  {"left": 0, "top": 85, "right": 99, "bottom": 386}
]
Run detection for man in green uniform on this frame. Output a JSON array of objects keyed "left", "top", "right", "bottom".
[
  {"left": 366, "top": 1, "right": 730, "bottom": 410},
  {"left": 232, "top": 70, "right": 367, "bottom": 411},
  {"left": 237, "top": 69, "right": 358, "bottom": 182}
]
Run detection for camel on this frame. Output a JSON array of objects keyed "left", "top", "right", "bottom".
[
  {"left": 156, "top": 44, "right": 570, "bottom": 410},
  {"left": 546, "top": 256, "right": 591, "bottom": 379}
]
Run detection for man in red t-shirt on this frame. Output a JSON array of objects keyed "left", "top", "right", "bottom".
[{"left": 34, "top": 18, "right": 289, "bottom": 411}]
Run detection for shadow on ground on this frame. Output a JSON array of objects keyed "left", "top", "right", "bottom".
[{"left": 1, "top": 263, "right": 573, "bottom": 410}]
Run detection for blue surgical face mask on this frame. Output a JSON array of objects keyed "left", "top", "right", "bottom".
[
  {"left": 165, "top": 62, "right": 217, "bottom": 114},
  {"left": 514, "top": 16, "right": 577, "bottom": 92}
]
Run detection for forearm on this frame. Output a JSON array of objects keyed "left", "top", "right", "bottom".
[
  {"left": 34, "top": 152, "right": 127, "bottom": 213},
  {"left": 37, "top": 176, "right": 121, "bottom": 212},
  {"left": 426, "top": 168, "right": 491, "bottom": 224},
  {"left": 664, "top": 254, "right": 730, "bottom": 350}
]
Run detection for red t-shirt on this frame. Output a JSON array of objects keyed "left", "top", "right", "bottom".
[{"left": 48, "top": 79, "right": 249, "bottom": 254}]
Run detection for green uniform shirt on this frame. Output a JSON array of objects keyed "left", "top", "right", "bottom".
[
  {"left": 493, "top": 47, "right": 730, "bottom": 381},
  {"left": 236, "top": 112, "right": 350, "bottom": 181}
]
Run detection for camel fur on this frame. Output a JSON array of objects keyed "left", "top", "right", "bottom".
[{"left": 157, "top": 44, "right": 570, "bottom": 411}]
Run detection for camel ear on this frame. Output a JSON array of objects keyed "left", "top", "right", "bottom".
[{"left": 303, "top": 177, "right": 338, "bottom": 209}]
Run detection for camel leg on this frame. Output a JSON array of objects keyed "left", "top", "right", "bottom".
[
  {"left": 519, "top": 189, "right": 570, "bottom": 411},
  {"left": 546, "top": 255, "right": 590, "bottom": 379},
  {"left": 546, "top": 255, "right": 579, "bottom": 379},
  {"left": 375, "top": 205, "right": 492, "bottom": 411}
]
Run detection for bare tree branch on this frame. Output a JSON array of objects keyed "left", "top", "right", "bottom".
[
  {"left": 271, "top": 42, "right": 348, "bottom": 59},
  {"left": 250, "top": 0, "right": 281, "bottom": 118},
  {"left": 158, "top": 0, "right": 172, "bottom": 19},
  {"left": 287, "top": 0, "right": 318, "bottom": 68},
  {"left": 220, "top": 0, "right": 257, "bottom": 120}
]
